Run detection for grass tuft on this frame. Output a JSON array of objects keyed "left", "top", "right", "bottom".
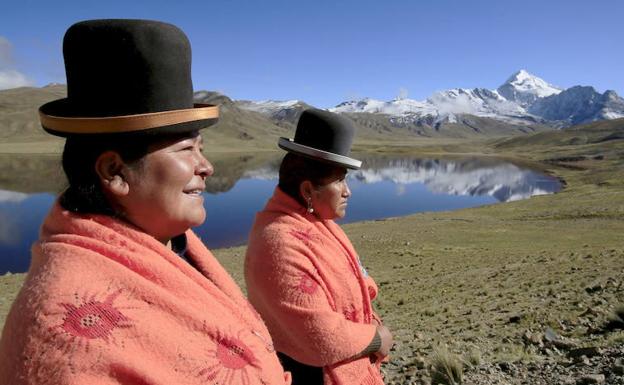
[
  {"left": 430, "top": 344, "right": 463, "bottom": 385},
  {"left": 464, "top": 347, "right": 482, "bottom": 369},
  {"left": 602, "top": 304, "right": 624, "bottom": 333},
  {"left": 613, "top": 305, "right": 624, "bottom": 322}
]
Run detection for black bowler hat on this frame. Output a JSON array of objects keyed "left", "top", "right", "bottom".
[
  {"left": 39, "top": 19, "right": 218, "bottom": 137},
  {"left": 278, "top": 108, "right": 361, "bottom": 169}
]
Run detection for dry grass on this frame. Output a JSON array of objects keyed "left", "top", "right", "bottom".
[
  {"left": 430, "top": 344, "right": 464, "bottom": 385},
  {"left": 464, "top": 347, "right": 482, "bottom": 368}
]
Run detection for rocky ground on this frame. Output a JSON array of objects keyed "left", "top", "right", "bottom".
[
  {"left": 365, "top": 242, "right": 624, "bottom": 385},
  {"left": 463, "top": 344, "right": 624, "bottom": 385},
  {"left": 381, "top": 298, "right": 624, "bottom": 385}
]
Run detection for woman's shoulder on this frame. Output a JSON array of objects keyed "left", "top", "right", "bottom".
[
  {"left": 264, "top": 208, "right": 318, "bottom": 231},
  {"left": 252, "top": 210, "right": 311, "bottom": 239},
  {"left": 247, "top": 213, "right": 318, "bottom": 259}
]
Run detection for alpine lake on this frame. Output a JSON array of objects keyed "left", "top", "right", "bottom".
[{"left": 0, "top": 152, "right": 562, "bottom": 274}]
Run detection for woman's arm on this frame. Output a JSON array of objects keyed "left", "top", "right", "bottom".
[
  {"left": 354, "top": 325, "right": 393, "bottom": 359},
  {"left": 246, "top": 248, "right": 378, "bottom": 367}
]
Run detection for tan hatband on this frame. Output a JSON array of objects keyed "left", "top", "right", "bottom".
[{"left": 39, "top": 104, "right": 219, "bottom": 134}]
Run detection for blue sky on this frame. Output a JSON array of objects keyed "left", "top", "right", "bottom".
[{"left": 1, "top": 0, "right": 622, "bottom": 107}]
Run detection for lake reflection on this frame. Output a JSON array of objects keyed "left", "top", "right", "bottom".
[
  {"left": 352, "top": 158, "right": 561, "bottom": 202},
  {"left": 0, "top": 155, "right": 561, "bottom": 274}
]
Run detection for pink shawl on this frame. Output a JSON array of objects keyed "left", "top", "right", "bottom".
[
  {"left": 245, "top": 187, "right": 384, "bottom": 385},
  {"left": 0, "top": 202, "right": 290, "bottom": 385}
]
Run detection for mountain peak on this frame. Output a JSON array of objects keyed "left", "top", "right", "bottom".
[
  {"left": 505, "top": 69, "right": 531, "bottom": 83},
  {"left": 330, "top": 98, "right": 388, "bottom": 113},
  {"left": 502, "top": 70, "right": 561, "bottom": 95},
  {"left": 236, "top": 99, "right": 312, "bottom": 125},
  {"left": 194, "top": 90, "right": 234, "bottom": 105},
  {"left": 497, "top": 70, "right": 561, "bottom": 107},
  {"left": 236, "top": 99, "right": 307, "bottom": 110},
  {"left": 604, "top": 90, "right": 620, "bottom": 100}
]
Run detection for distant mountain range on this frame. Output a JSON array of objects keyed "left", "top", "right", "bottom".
[
  {"left": 1, "top": 71, "right": 623, "bottom": 147},
  {"left": 239, "top": 70, "right": 624, "bottom": 131}
]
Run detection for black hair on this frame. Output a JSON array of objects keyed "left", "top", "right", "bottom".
[
  {"left": 59, "top": 135, "right": 151, "bottom": 215},
  {"left": 278, "top": 153, "right": 345, "bottom": 207}
]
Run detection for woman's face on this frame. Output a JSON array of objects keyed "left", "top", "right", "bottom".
[
  {"left": 310, "top": 167, "right": 351, "bottom": 220},
  {"left": 118, "top": 132, "right": 213, "bottom": 243}
]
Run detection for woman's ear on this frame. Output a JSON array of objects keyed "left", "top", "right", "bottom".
[
  {"left": 299, "top": 180, "right": 314, "bottom": 201},
  {"left": 95, "top": 151, "right": 130, "bottom": 197}
]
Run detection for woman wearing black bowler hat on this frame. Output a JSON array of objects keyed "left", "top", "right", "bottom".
[
  {"left": 0, "top": 19, "right": 291, "bottom": 385},
  {"left": 245, "top": 109, "right": 393, "bottom": 385}
]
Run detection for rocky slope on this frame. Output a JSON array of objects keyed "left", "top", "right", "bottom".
[
  {"left": 0, "top": 87, "right": 292, "bottom": 151},
  {"left": 529, "top": 87, "right": 624, "bottom": 127}
]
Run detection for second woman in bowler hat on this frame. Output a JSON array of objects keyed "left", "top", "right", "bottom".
[
  {"left": 245, "top": 109, "right": 393, "bottom": 385},
  {"left": 0, "top": 19, "right": 291, "bottom": 385}
]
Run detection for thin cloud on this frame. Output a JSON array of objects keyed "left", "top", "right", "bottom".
[
  {"left": 0, "top": 36, "right": 35, "bottom": 90},
  {"left": 0, "top": 37, "right": 14, "bottom": 66},
  {"left": 0, "top": 70, "right": 33, "bottom": 90},
  {"left": 397, "top": 87, "right": 408, "bottom": 100}
]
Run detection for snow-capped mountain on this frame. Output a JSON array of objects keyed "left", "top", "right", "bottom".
[
  {"left": 497, "top": 69, "right": 562, "bottom": 107},
  {"left": 329, "top": 72, "right": 553, "bottom": 126},
  {"left": 332, "top": 88, "right": 531, "bottom": 127},
  {"left": 237, "top": 70, "right": 624, "bottom": 130},
  {"left": 529, "top": 86, "right": 624, "bottom": 126},
  {"left": 333, "top": 97, "right": 434, "bottom": 115},
  {"left": 236, "top": 99, "right": 312, "bottom": 127},
  {"left": 425, "top": 87, "right": 528, "bottom": 124},
  {"left": 331, "top": 70, "right": 624, "bottom": 128},
  {"left": 237, "top": 99, "right": 304, "bottom": 115}
]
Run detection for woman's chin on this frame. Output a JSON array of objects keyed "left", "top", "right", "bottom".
[
  {"left": 180, "top": 200, "right": 206, "bottom": 227},
  {"left": 168, "top": 214, "right": 206, "bottom": 234},
  {"left": 334, "top": 210, "right": 347, "bottom": 219},
  {"left": 189, "top": 211, "right": 206, "bottom": 228}
]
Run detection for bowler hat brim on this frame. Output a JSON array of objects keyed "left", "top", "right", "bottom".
[
  {"left": 39, "top": 101, "right": 219, "bottom": 137},
  {"left": 278, "top": 137, "right": 362, "bottom": 169}
]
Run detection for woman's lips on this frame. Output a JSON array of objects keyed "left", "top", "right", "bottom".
[{"left": 183, "top": 187, "right": 205, "bottom": 196}]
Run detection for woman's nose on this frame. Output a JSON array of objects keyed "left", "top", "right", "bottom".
[
  {"left": 196, "top": 153, "right": 214, "bottom": 178},
  {"left": 343, "top": 181, "right": 351, "bottom": 197}
]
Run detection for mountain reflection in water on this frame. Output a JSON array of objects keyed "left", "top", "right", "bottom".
[
  {"left": 351, "top": 158, "right": 562, "bottom": 202},
  {"left": 0, "top": 154, "right": 561, "bottom": 274},
  {"left": 235, "top": 156, "right": 562, "bottom": 202}
]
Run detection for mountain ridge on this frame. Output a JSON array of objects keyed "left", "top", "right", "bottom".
[
  {"left": 241, "top": 70, "right": 623, "bottom": 131},
  {"left": 2, "top": 71, "right": 623, "bottom": 149}
]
